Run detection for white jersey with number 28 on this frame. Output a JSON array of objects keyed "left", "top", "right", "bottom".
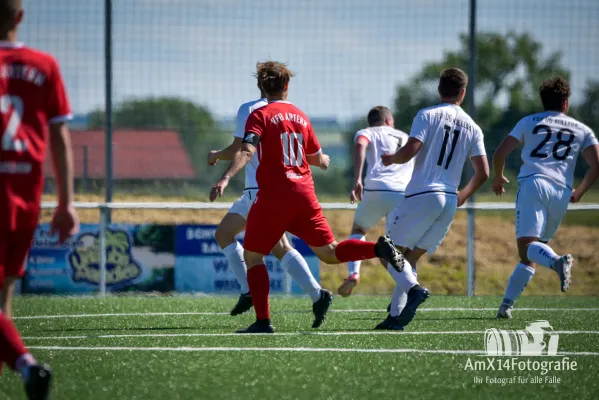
[
  {"left": 405, "top": 103, "right": 486, "bottom": 197},
  {"left": 509, "top": 111, "right": 598, "bottom": 189},
  {"left": 233, "top": 98, "right": 268, "bottom": 189}
]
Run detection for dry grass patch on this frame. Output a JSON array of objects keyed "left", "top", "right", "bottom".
[{"left": 41, "top": 195, "right": 599, "bottom": 295}]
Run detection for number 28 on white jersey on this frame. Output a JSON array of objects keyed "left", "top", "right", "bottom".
[{"left": 510, "top": 111, "right": 598, "bottom": 189}]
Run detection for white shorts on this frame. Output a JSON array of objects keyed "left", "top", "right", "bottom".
[
  {"left": 515, "top": 176, "right": 571, "bottom": 242},
  {"left": 228, "top": 189, "right": 259, "bottom": 220},
  {"left": 353, "top": 190, "right": 405, "bottom": 231},
  {"left": 388, "top": 192, "right": 458, "bottom": 253}
]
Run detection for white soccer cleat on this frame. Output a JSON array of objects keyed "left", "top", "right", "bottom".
[
  {"left": 496, "top": 305, "right": 513, "bottom": 319},
  {"left": 553, "top": 254, "right": 574, "bottom": 293}
]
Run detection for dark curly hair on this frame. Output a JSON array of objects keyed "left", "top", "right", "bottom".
[{"left": 539, "top": 76, "right": 570, "bottom": 112}]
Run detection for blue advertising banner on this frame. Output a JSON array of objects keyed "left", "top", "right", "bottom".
[
  {"left": 25, "top": 224, "right": 175, "bottom": 294},
  {"left": 174, "top": 225, "right": 320, "bottom": 294}
]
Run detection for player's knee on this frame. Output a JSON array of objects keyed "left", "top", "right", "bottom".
[
  {"left": 272, "top": 234, "right": 294, "bottom": 260},
  {"left": 243, "top": 250, "right": 264, "bottom": 268},
  {"left": 214, "top": 225, "right": 235, "bottom": 249},
  {"left": 350, "top": 224, "right": 367, "bottom": 236}
]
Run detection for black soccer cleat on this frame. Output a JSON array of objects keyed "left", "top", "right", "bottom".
[
  {"left": 312, "top": 289, "right": 334, "bottom": 328},
  {"left": 374, "top": 235, "right": 404, "bottom": 272},
  {"left": 230, "top": 292, "right": 253, "bottom": 316},
  {"left": 236, "top": 319, "right": 274, "bottom": 334},
  {"left": 396, "top": 285, "right": 430, "bottom": 327},
  {"left": 374, "top": 314, "right": 404, "bottom": 331},
  {"left": 25, "top": 364, "right": 52, "bottom": 400}
]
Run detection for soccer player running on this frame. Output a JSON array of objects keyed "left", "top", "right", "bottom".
[
  {"left": 210, "top": 61, "right": 404, "bottom": 333},
  {"left": 1, "top": 0, "right": 79, "bottom": 398},
  {"left": 493, "top": 76, "right": 599, "bottom": 319},
  {"left": 379, "top": 68, "right": 489, "bottom": 330},
  {"left": 208, "top": 65, "right": 333, "bottom": 328},
  {"left": 338, "top": 106, "right": 414, "bottom": 297}
]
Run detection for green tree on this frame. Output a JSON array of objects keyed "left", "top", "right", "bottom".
[
  {"left": 576, "top": 80, "right": 599, "bottom": 134},
  {"left": 88, "top": 97, "right": 233, "bottom": 189},
  {"left": 392, "top": 32, "right": 571, "bottom": 174}
]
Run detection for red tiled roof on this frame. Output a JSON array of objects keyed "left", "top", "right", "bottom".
[{"left": 43, "top": 129, "right": 196, "bottom": 179}]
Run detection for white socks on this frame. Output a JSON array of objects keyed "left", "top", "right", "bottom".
[
  {"left": 387, "top": 260, "right": 419, "bottom": 317},
  {"left": 15, "top": 353, "right": 36, "bottom": 382},
  {"left": 221, "top": 242, "right": 249, "bottom": 293},
  {"left": 282, "top": 249, "right": 321, "bottom": 302},
  {"left": 501, "top": 263, "right": 535, "bottom": 308},
  {"left": 527, "top": 242, "right": 560, "bottom": 269},
  {"left": 222, "top": 242, "right": 321, "bottom": 302},
  {"left": 389, "top": 283, "right": 408, "bottom": 317},
  {"left": 347, "top": 233, "right": 366, "bottom": 275}
]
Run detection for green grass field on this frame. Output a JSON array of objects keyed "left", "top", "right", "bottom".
[{"left": 1, "top": 295, "right": 598, "bottom": 400}]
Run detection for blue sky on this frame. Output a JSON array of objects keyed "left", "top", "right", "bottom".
[{"left": 18, "top": 0, "right": 599, "bottom": 120}]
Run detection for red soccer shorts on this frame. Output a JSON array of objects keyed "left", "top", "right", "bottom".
[
  {"left": 244, "top": 192, "right": 335, "bottom": 255},
  {"left": 0, "top": 228, "right": 36, "bottom": 287}
]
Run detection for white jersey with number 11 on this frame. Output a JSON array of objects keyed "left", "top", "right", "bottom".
[{"left": 405, "top": 103, "right": 486, "bottom": 197}]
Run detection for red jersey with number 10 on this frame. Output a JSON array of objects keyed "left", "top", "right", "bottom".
[
  {"left": 0, "top": 42, "right": 72, "bottom": 231},
  {"left": 244, "top": 101, "right": 321, "bottom": 195}
]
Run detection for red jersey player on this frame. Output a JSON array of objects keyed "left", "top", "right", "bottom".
[
  {"left": 210, "top": 61, "right": 404, "bottom": 333},
  {"left": 0, "top": 1, "right": 79, "bottom": 398}
]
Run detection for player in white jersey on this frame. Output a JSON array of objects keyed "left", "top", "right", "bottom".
[
  {"left": 208, "top": 67, "right": 333, "bottom": 328},
  {"left": 377, "top": 68, "right": 489, "bottom": 330},
  {"left": 337, "top": 106, "right": 414, "bottom": 296},
  {"left": 493, "top": 76, "right": 599, "bottom": 319}
]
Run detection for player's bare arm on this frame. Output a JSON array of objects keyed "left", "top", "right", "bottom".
[
  {"left": 306, "top": 151, "right": 330, "bottom": 171},
  {"left": 457, "top": 155, "right": 490, "bottom": 207},
  {"left": 49, "top": 121, "right": 80, "bottom": 243},
  {"left": 381, "top": 137, "right": 422, "bottom": 166},
  {"left": 210, "top": 142, "right": 255, "bottom": 201},
  {"left": 492, "top": 136, "right": 520, "bottom": 196},
  {"left": 350, "top": 137, "right": 368, "bottom": 203},
  {"left": 208, "top": 137, "right": 243, "bottom": 166},
  {"left": 571, "top": 144, "right": 599, "bottom": 203}
]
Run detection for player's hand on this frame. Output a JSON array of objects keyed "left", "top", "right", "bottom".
[
  {"left": 319, "top": 154, "right": 330, "bottom": 171},
  {"left": 51, "top": 205, "right": 80, "bottom": 243},
  {"left": 381, "top": 153, "right": 395, "bottom": 166},
  {"left": 492, "top": 175, "right": 509, "bottom": 196},
  {"left": 208, "top": 150, "right": 220, "bottom": 166},
  {"left": 350, "top": 180, "right": 363, "bottom": 204},
  {"left": 570, "top": 189, "right": 582, "bottom": 203},
  {"left": 210, "top": 177, "right": 230, "bottom": 202}
]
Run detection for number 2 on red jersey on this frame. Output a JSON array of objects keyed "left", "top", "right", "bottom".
[{"left": 0, "top": 94, "right": 27, "bottom": 152}]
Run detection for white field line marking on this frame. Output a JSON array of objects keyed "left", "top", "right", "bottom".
[
  {"left": 13, "top": 307, "right": 599, "bottom": 320},
  {"left": 26, "top": 345, "right": 599, "bottom": 356},
  {"left": 21, "top": 330, "right": 599, "bottom": 341}
]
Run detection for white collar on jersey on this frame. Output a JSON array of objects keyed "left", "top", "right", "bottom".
[
  {"left": 0, "top": 41, "right": 24, "bottom": 48},
  {"left": 268, "top": 100, "right": 292, "bottom": 104}
]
